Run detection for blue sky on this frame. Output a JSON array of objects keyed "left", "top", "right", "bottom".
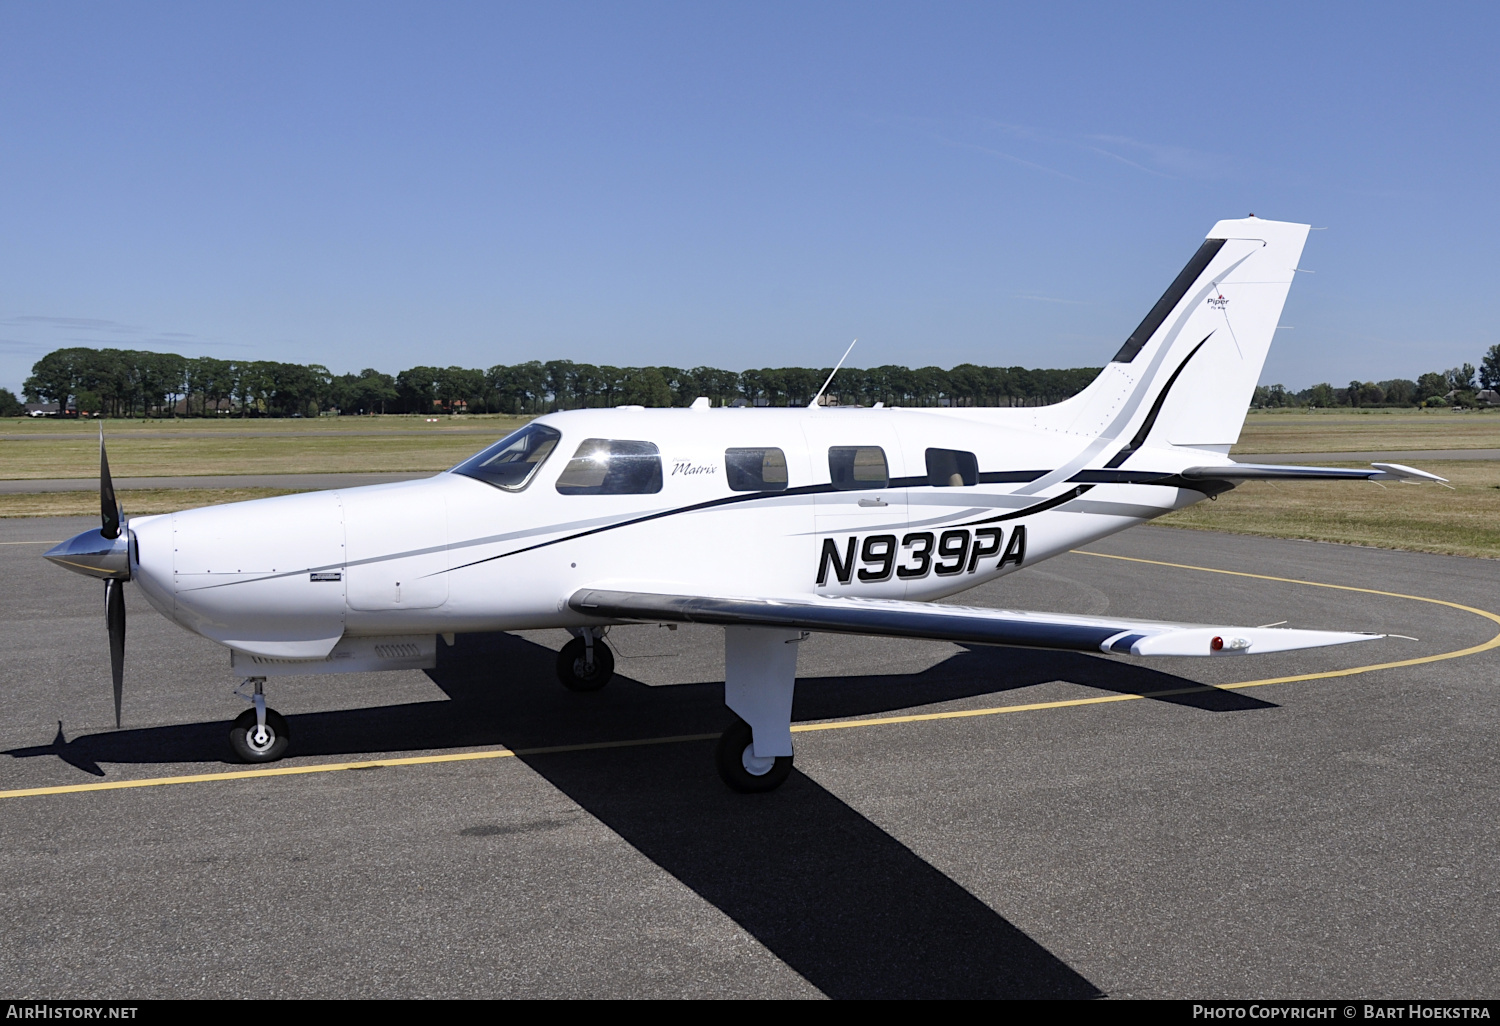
[{"left": 2, "top": 1, "right": 1496, "bottom": 395}]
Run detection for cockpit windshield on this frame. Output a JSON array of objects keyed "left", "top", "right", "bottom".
[{"left": 451, "top": 422, "right": 562, "bottom": 491}]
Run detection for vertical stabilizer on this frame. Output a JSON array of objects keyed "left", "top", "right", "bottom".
[
  {"left": 1146, "top": 217, "right": 1308, "bottom": 450},
  {"left": 1038, "top": 216, "right": 1308, "bottom": 463}
]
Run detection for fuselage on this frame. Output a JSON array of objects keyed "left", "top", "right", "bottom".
[{"left": 123, "top": 403, "right": 1218, "bottom": 663}]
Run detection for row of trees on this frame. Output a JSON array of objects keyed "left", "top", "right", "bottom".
[
  {"left": 391, "top": 361, "right": 1101, "bottom": 414},
  {"left": 1254, "top": 350, "right": 1500, "bottom": 408},
  {"left": 20, "top": 349, "right": 335, "bottom": 419},
  {"left": 18, "top": 343, "right": 1500, "bottom": 418},
  {"left": 20, "top": 348, "right": 1101, "bottom": 417}
]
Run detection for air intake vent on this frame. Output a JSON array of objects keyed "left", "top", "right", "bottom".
[{"left": 232, "top": 634, "right": 436, "bottom": 676}]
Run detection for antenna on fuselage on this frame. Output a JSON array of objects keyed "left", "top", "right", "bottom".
[{"left": 808, "top": 338, "right": 857, "bottom": 408}]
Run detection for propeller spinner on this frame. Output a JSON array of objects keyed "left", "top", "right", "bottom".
[{"left": 43, "top": 426, "right": 130, "bottom": 727}]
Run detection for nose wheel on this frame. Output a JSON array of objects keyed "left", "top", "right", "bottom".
[
  {"left": 229, "top": 677, "right": 290, "bottom": 763},
  {"left": 556, "top": 631, "right": 615, "bottom": 692},
  {"left": 230, "top": 707, "right": 290, "bottom": 762}
]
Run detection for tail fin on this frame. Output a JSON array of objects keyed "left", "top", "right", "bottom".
[{"left": 1043, "top": 216, "right": 1309, "bottom": 456}]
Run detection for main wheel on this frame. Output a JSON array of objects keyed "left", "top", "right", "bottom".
[
  {"left": 556, "top": 636, "right": 615, "bottom": 692},
  {"left": 230, "top": 708, "right": 291, "bottom": 763},
  {"left": 715, "top": 717, "right": 793, "bottom": 793}
]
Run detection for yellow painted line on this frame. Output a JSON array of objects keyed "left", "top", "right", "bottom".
[
  {"left": 3, "top": 555, "right": 1496, "bottom": 801},
  {"left": 793, "top": 690, "right": 1180, "bottom": 733},
  {"left": 1070, "top": 550, "right": 1500, "bottom": 675},
  {"left": 0, "top": 749, "right": 518, "bottom": 799},
  {"left": 0, "top": 734, "right": 721, "bottom": 800}
]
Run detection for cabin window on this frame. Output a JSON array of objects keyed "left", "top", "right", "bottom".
[
  {"left": 925, "top": 448, "right": 978, "bottom": 487},
  {"left": 451, "top": 422, "right": 562, "bottom": 491},
  {"left": 828, "top": 446, "right": 888, "bottom": 490},
  {"left": 725, "top": 448, "right": 789, "bottom": 491},
  {"left": 555, "top": 438, "right": 663, "bottom": 495}
]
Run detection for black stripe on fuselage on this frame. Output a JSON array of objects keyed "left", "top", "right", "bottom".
[
  {"left": 979, "top": 470, "right": 1048, "bottom": 484},
  {"left": 438, "top": 466, "right": 1215, "bottom": 576},
  {"left": 441, "top": 482, "right": 841, "bottom": 575},
  {"left": 1071, "top": 469, "right": 1176, "bottom": 485},
  {"left": 954, "top": 484, "right": 1096, "bottom": 527},
  {"left": 889, "top": 472, "right": 1051, "bottom": 486}
]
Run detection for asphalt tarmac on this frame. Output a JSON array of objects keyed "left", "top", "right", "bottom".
[{"left": 1, "top": 517, "right": 1496, "bottom": 999}]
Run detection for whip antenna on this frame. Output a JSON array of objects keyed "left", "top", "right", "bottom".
[{"left": 808, "top": 338, "right": 858, "bottom": 408}]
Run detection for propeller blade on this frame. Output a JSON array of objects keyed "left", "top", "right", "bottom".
[
  {"left": 106, "top": 578, "right": 126, "bottom": 728},
  {"left": 100, "top": 424, "right": 121, "bottom": 540}
]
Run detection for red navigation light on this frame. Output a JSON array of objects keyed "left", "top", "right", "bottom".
[{"left": 1210, "top": 636, "right": 1224, "bottom": 652}]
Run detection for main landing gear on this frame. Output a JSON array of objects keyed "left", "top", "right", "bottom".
[
  {"left": 555, "top": 623, "right": 806, "bottom": 793},
  {"left": 716, "top": 626, "right": 803, "bottom": 793},
  {"left": 556, "top": 628, "right": 615, "bottom": 691},
  {"left": 229, "top": 677, "right": 290, "bottom": 763}
]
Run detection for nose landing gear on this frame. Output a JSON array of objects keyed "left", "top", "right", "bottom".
[
  {"left": 556, "top": 628, "right": 615, "bottom": 692},
  {"left": 229, "top": 677, "right": 290, "bottom": 763}
]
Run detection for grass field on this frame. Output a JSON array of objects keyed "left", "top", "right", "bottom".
[
  {"left": 0, "top": 414, "right": 527, "bottom": 479},
  {"left": 5, "top": 408, "right": 1495, "bottom": 479},
  {"left": 0, "top": 414, "right": 520, "bottom": 434},
  {"left": 1233, "top": 408, "right": 1500, "bottom": 453},
  {"left": 1159, "top": 460, "right": 1500, "bottom": 559},
  {"left": 0, "top": 488, "right": 304, "bottom": 520}
]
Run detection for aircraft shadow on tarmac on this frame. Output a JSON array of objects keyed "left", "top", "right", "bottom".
[
  {"left": 4, "top": 634, "right": 1278, "bottom": 998},
  {"left": 5, "top": 632, "right": 1276, "bottom": 776}
]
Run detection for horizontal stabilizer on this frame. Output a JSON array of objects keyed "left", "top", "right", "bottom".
[
  {"left": 569, "top": 589, "right": 1382, "bottom": 658},
  {"left": 1182, "top": 462, "right": 1449, "bottom": 484},
  {"left": 1369, "top": 462, "right": 1450, "bottom": 483}
]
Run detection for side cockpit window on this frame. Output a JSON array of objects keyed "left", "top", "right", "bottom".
[
  {"left": 725, "top": 448, "right": 788, "bottom": 492},
  {"left": 828, "top": 446, "right": 888, "bottom": 490},
  {"left": 556, "top": 439, "right": 663, "bottom": 495},
  {"left": 925, "top": 448, "right": 978, "bottom": 487},
  {"left": 451, "top": 423, "right": 561, "bottom": 491}
]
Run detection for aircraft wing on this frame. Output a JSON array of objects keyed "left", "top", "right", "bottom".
[
  {"left": 1181, "top": 461, "right": 1448, "bottom": 483},
  {"left": 567, "top": 589, "right": 1382, "bottom": 658}
]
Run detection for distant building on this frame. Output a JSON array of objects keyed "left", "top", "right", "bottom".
[
  {"left": 1479, "top": 389, "right": 1500, "bottom": 406},
  {"left": 25, "top": 403, "right": 59, "bottom": 417}
]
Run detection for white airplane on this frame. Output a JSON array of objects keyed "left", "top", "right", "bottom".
[{"left": 45, "top": 216, "right": 1446, "bottom": 791}]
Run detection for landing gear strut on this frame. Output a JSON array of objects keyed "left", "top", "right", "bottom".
[
  {"left": 556, "top": 629, "right": 614, "bottom": 692},
  {"left": 229, "top": 677, "right": 290, "bottom": 763},
  {"left": 716, "top": 625, "right": 802, "bottom": 793}
]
